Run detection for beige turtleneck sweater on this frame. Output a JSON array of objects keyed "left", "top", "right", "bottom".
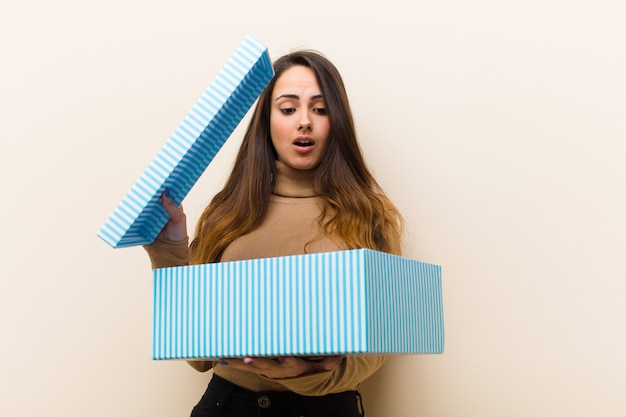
[{"left": 144, "top": 160, "right": 391, "bottom": 395}]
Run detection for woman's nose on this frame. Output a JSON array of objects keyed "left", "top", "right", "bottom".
[{"left": 298, "top": 117, "right": 312, "bottom": 131}]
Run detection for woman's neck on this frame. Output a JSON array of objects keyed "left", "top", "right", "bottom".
[{"left": 272, "top": 160, "right": 319, "bottom": 198}]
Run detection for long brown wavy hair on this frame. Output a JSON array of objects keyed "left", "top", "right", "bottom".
[{"left": 190, "top": 50, "right": 403, "bottom": 264}]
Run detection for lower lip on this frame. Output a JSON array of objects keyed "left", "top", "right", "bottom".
[{"left": 294, "top": 144, "right": 314, "bottom": 154}]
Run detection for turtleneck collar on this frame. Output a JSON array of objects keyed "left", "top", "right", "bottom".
[{"left": 272, "top": 160, "right": 319, "bottom": 198}]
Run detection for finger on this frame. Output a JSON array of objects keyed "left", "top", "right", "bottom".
[
  {"left": 161, "top": 189, "right": 185, "bottom": 221},
  {"left": 277, "top": 356, "right": 297, "bottom": 366},
  {"left": 219, "top": 357, "right": 274, "bottom": 370},
  {"left": 310, "top": 355, "right": 344, "bottom": 371},
  {"left": 241, "top": 357, "right": 281, "bottom": 369}
]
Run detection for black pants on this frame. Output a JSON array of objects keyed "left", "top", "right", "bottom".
[{"left": 190, "top": 375, "right": 364, "bottom": 417}]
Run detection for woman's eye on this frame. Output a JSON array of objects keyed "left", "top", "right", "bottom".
[
  {"left": 280, "top": 108, "right": 296, "bottom": 115},
  {"left": 313, "top": 108, "right": 327, "bottom": 115}
]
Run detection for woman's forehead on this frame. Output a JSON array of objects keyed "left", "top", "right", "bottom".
[{"left": 272, "top": 66, "right": 322, "bottom": 100}]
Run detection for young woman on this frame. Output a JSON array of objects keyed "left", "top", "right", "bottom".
[{"left": 145, "top": 50, "right": 404, "bottom": 417}]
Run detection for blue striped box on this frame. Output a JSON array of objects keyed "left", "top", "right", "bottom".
[
  {"left": 98, "top": 35, "right": 274, "bottom": 248},
  {"left": 152, "top": 249, "right": 444, "bottom": 360}
]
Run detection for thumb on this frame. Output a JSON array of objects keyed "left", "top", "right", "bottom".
[{"left": 161, "top": 189, "right": 185, "bottom": 222}]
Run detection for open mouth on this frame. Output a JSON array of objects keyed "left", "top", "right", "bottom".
[{"left": 294, "top": 138, "right": 314, "bottom": 147}]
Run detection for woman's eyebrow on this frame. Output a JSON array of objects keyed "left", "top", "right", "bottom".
[{"left": 274, "top": 94, "right": 324, "bottom": 102}]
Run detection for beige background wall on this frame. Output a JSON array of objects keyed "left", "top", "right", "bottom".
[{"left": 1, "top": 0, "right": 624, "bottom": 416}]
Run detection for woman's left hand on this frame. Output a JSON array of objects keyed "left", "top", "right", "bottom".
[{"left": 217, "top": 356, "right": 343, "bottom": 379}]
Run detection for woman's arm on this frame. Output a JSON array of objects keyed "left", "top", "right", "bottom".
[
  {"left": 143, "top": 191, "right": 213, "bottom": 371},
  {"left": 275, "top": 356, "right": 387, "bottom": 395},
  {"left": 143, "top": 191, "right": 190, "bottom": 268},
  {"left": 218, "top": 356, "right": 386, "bottom": 395}
]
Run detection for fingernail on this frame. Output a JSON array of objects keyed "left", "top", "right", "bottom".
[
  {"left": 243, "top": 358, "right": 254, "bottom": 365},
  {"left": 218, "top": 360, "right": 229, "bottom": 365}
]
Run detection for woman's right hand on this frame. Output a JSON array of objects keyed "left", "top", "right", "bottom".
[{"left": 158, "top": 189, "right": 188, "bottom": 242}]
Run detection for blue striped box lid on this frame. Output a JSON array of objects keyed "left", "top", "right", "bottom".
[
  {"left": 98, "top": 35, "right": 274, "bottom": 248},
  {"left": 152, "top": 249, "right": 444, "bottom": 360}
]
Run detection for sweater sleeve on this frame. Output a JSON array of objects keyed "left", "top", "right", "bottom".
[
  {"left": 143, "top": 237, "right": 190, "bottom": 268},
  {"left": 262, "top": 356, "right": 387, "bottom": 396}
]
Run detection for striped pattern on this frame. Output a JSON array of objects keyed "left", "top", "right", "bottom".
[
  {"left": 98, "top": 35, "right": 274, "bottom": 248},
  {"left": 152, "top": 249, "right": 444, "bottom": 360}
]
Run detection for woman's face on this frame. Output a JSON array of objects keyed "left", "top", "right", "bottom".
[{"left": 270, "top": 65, "right": 330, "bottom": 171}]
